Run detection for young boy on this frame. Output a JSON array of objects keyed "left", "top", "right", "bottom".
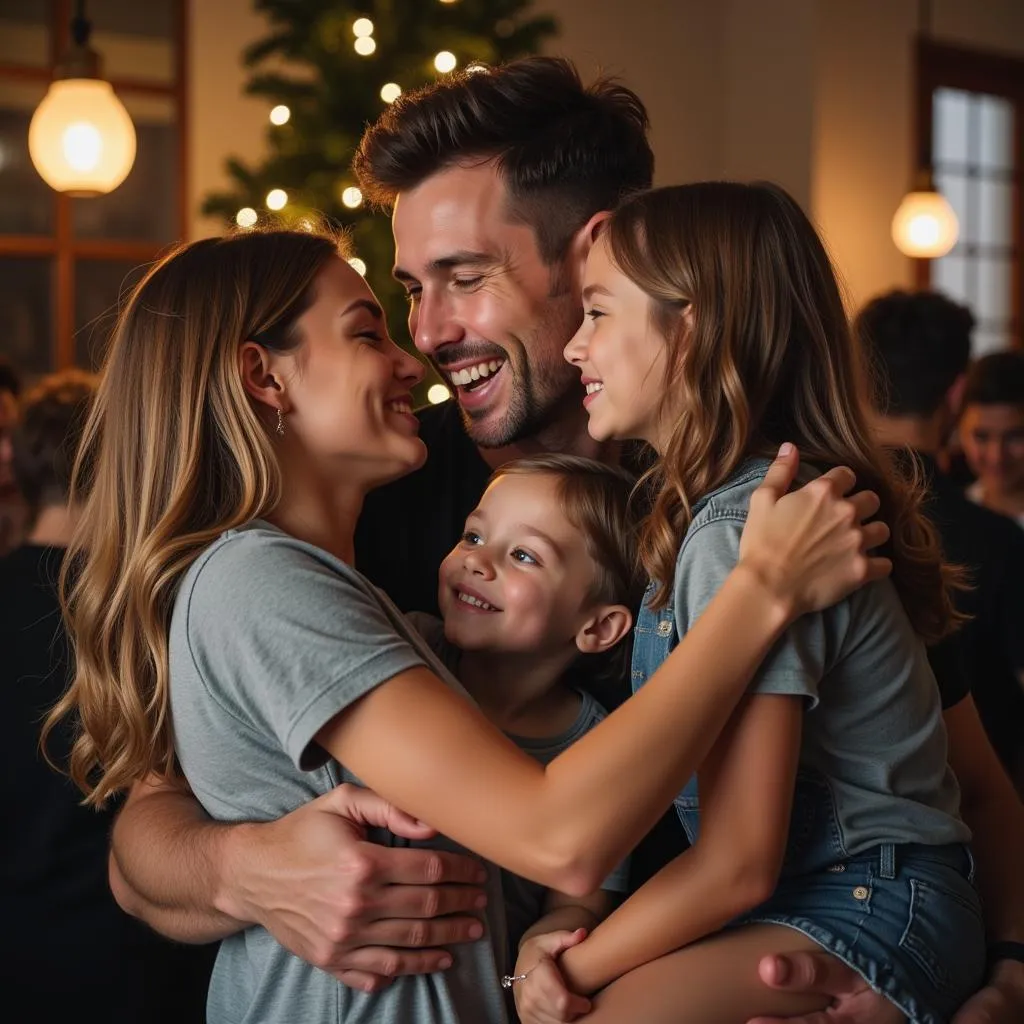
[{"left": 407, "top": 453, "right": 642, "bottom": 1007}]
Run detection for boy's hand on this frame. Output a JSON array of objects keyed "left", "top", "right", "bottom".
[{"left": 514, "top": 928, "right": 591, "bottom": 1024}]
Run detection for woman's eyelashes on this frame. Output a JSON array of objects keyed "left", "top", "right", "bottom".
[{"left": 585, "top": 307, "right": 606, "bottom": 322}]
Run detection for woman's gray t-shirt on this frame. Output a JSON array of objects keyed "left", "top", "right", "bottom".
[{"left": 168, "top": 521, "right": 510, "bottom": 1024}]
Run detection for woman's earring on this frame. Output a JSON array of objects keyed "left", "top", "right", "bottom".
[{"left": 276, "top": 408, "right": 285, "bottom": 437}]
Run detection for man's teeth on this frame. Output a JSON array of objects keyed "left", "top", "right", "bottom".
[
  {"left": 585, "top": 382, "right": 604, "bottom": 395},
  {"left": 458, "top": 591, "right": 496, "bottom": 611},
  {"left": 387, "top": 400, "right": 412, "bottom": 414},
  {"left": 450, "top": 360, "right": 503, "bottom": 387}
]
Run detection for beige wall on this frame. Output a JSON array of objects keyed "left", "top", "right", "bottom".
[{"left": 188, "top": 0, "right": 1024, "bottom": 310}]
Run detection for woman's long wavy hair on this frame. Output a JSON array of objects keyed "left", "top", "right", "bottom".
[
  {"left": 43, "top": 227, "right": 347, "bottom": 806},
  {"left": 607, "top": 182, "right": 963, "bottom": 638}
]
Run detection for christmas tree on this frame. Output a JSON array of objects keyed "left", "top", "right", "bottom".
[{"left": 203, "top": 0, "right": 559, "bottom": 398}]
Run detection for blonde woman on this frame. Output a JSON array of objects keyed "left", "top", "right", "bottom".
[{"left": 49, "top": 227, "right": 887, "bottom": 1024}]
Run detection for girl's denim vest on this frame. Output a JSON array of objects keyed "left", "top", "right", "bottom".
[{"left": 630, "top": 460, "right": 849, "bottom": 877}]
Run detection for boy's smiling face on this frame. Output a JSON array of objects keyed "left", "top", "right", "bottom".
[{"left": 437, "top": 472, "right": 602, "bottom": 656}]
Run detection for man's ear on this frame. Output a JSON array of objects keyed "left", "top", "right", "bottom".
[
  {"left": 564, "top": 210, "right": 613, "bottom": 299},
  {"left": 239, "top": 340, "right": 289, "bottom": 417},
  {"left": 946, "top": 372, "right": 967, "bottom": 421},
  {"left": 575, "top": 603, "right": 633, "bottom": 655}
]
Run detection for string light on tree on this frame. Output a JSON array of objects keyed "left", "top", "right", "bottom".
[
  {"left": 235, "top": 206, "right": 257, "bottom": 228},
  {"left": 434, "top": 51, "right": 457, "bottom": 73},
  {"left": 427, "top": 383, "right": 451, "bottom": 404},
  {"left": 380, "top": 82, "right": 401, "bottom": 104},
  {"left": 266, "top": 188, "right": 287, "bottom": 210},
  {"left": 352, "top": 17, "right": 374, "bottom": 37},
  {"left": 341, "top": 186, "right": 363, "bottom": 209},
  {"left": 354, "top": 36, "right": 376, "bottom": 56},
  {"left": 269, "top": 104, "right": 290, "bottom": 125},
  {"left": 348, "top": 257, "right": 367, "bottom": 276}
]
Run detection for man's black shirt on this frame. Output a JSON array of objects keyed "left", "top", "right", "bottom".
[{"left": 916, "top": 451, "right": 1024, "bottom": 766}]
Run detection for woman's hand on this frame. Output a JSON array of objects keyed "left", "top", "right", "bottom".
[
  {"left": 739, "top": 444, "right": 891, "bottom": 619},
  {"left": 513, "top": 928, "right": 592, "bottom": 1024}
]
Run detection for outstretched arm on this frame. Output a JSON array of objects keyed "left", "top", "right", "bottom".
[{"left": 555, "top": 694, "right": 802, "bottom": 994}]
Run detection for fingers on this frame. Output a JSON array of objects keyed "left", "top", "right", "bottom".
[
  {"left": 334, "top": 969, "right": 396, "bottom": 994},
  {"left": 859, "top": 520, "right": 891, "bottom": 551},
  {"left": 847, "top": 488, "right": 881, "bottom": 523},
  {"left": 318, "top": 784, "right": 437, "bottom": 839},
  {"left": 371, "top": 843, "right": 488, "bottom": 886},
  {"left": 526, "top": 927, "right": 588, "bottom": 958},
  {"left": 753, "top": 443, "right": 800, "bottom": 503},
  {"left": 757, "top": 950, "right": 856, "bottom": 996},
  {"left": 361, "top": 913, "right": 485, "bottom": 949},
  {"left": 746, "top": 1013, "right": 835, "bottom": 1024},
  {"left": 330, "top": 945, "right": 456, "bottom": 984},
  {"left": 818, "top": 464, "right": 858, "bottom": 496},
  {"left": 374, "top": 881, "right": 487, "bottom": 922},
  {"left": 516, "top": 959, "right": 592, "bottom": 1024}
]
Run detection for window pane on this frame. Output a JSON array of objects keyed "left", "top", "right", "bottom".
[
  {"left": 934, "top": 170, "right": 969, "bottom": 245},
  {"left": 89, "top": 0, "right": 177, "bottom": 86},
  {"left": 931, "top": 254, "right": 969, "bottom": 306},
  {"left": 978, "top": 94, "right": 1013, "bottom": 172},
  {"left": 72, "top": 93, "right": 179, "bottom": 242},
  {"left": 978, "top": 177, "right": 1013, "bottom": 249},
  {"left": 934, "top": 88, "right": 970, "bottom": 166},
  {"left": 0, "top": 80, "right": 53, "bottom": 235},
  {"left": 0, "top": 0, "right": 51, "bottom": 69},
  {"left": 975, "top": 258, "right": 1012, "bottom": 323},
  {"left": 973, "top": 329, "right": 1011, "bottom": 357},
  {"left": 74, "top": 259, "right": 151, "bottom": 370},
  {"left": 0, "top": 256, "right": 53, "bottom": 376}
]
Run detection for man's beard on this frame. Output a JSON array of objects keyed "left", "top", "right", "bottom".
[{"left": 459, "top": 348, "right": 581, "bottom": 449}]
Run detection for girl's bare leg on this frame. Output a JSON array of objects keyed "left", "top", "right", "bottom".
[{"left": 582, "top": 924, "right": 843, "bottom": 1024}]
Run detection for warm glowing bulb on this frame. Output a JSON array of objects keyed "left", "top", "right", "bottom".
[
  {"left": 28, "top": 79, "right": 136, "bottom": 194},
  {"left": 891, "top": 190, "right": 959, "bottom": 259},
  {"left": 353, "top": 17, "right": 374, "bottom": 37},
  {"left": 439, "top": 0, "right": 458, "bottom": 4},
  {"left": 266, "top": 188, "right": 287, "bottom": 210},
  {"left": 348, "top": 257, "right": 367, "bottom": 276},
  {"left": 354, "top": 36, "right": 376, "bottom": 56},
  {"left": 380, "top": 82, "right": 402, "bottom": 104},
  {"left": 341, "top": 186, "right": 363, "bottom": 209},
  {"left": 434, "top": 51, "right": 457, "bottom": 73},
  {"left": 269, "top": 104, "right": 290, "bottom": 125},
  {"left": 428, "top": 383, "right": 451, "bottom": 404},
  {"left": 236, "top": 207, "right": 257, "bottom": 228}
]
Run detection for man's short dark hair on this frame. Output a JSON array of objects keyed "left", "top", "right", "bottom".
[
  {"left": 855, "top": 289, "right": 974, "bottom": 417},
  {"left": 963, "top": 349, "right": 1024, "bottom": 408},
  {"left": 12, "top": 368, "right": 96, "bottom": 512},
  {"left": 353, "top": 56, "right": 654, "bottom": 265}
]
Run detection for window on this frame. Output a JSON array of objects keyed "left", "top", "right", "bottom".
[
  {"left": 0, "top": 0, "right": 187, "bottom": 375},
  {"left": 917, "top": 40, "right": 1024, "bottom": 355}
]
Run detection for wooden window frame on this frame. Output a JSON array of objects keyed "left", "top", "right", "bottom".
[
  {"left": 915, "top": 37, "right": 1024, "bottom": 348},
  {"left": 0, "top": 0, "right": 189, "bottom": 368}
]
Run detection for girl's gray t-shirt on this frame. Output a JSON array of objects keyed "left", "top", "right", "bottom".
[{"left": 168, "top": 521, "right": 509, "bottom": 1024}]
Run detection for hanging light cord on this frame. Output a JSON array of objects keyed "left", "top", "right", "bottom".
[{"left": 71, "top": 0, "right": 91, "bottom": 48}]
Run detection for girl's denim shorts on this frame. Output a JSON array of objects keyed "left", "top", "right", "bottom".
[{"left": 730, "top": 842, "right": 986, "bottom": 1024}]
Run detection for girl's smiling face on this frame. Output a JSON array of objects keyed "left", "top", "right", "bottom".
[{"left": 563, "top": 236, "right": 675, "bottom": 450}]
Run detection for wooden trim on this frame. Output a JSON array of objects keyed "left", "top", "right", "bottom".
[
  {"left": 177, "top": 0, "right": 190, "bottom": 240},
  {"left": 0, "top": 236, "right": 57, "bottom": 255},
  {"left": 55, "top": 192, "right": 73, "bottom": 368}
]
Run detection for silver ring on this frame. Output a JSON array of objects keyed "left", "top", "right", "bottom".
[{"left": 500, "top": 972, "right": 530, "bottom": 989}]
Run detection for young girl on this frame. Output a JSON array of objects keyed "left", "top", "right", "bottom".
[
  {"left": 515, "top": 182, "right": 986, "bottom": 1024},
  {"left": 48, "top": 227, "right": 886, "bottom": 1024}
]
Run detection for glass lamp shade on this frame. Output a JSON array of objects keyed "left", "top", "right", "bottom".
[
  {"left": 891, "top": 189, "right": 959, "bottom": 259},
  {"left": 28, "top": 79, "right": 137, "bottom": 196}
]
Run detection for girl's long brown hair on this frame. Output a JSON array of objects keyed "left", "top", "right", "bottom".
[
  {"left": 606, "top": 182, "right": 963, "bottom": 639},
  {"left": 44, "top": 228, "right": 346, "bottom": 806}
]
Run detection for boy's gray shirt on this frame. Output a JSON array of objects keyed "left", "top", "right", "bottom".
[
  {"left": 671, "top": 460, "right": 969, "bottom": 854},
  {"left": 169, "top": 522, "right": 510, "bottom": 1024}
]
